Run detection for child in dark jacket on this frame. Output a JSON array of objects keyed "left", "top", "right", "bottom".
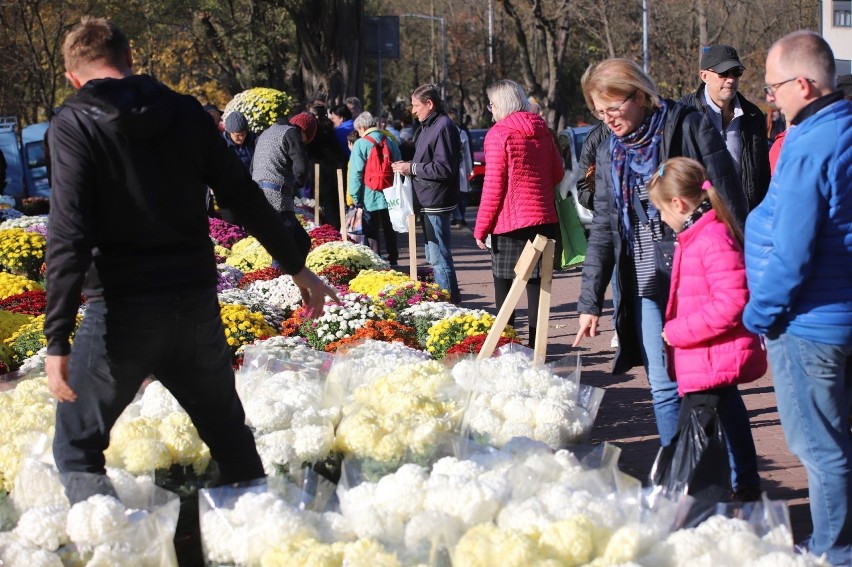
[{"left": 649, "top": 157, "right": 767, "bottom": 502}]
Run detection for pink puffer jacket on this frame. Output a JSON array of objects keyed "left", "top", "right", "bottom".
[
  {"left": 473, "top": 111, "right": 562, "bottom": 241},
  {"left": 664, "top": 209, "right": 767, "bottom": 395}
]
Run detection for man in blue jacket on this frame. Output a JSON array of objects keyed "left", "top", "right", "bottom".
[
  {"left": 392, "top": 84, "right": 461, "bottom": 303},
  {"left": 744, "top": 30, "right": 852, "bottom": 565}
]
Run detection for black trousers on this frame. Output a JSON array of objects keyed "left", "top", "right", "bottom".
[
  {"left": 362, "top": 208, "right": 398, "bottom": 264},
  {"left": 493, "top": 275, "right": 542, "bottom": 343},
  {"left": 53, "top": 291, "right": 264, "bottom": 503}
]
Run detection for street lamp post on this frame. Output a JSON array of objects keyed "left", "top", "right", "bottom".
[{"left": 400, "top": 13, "right": 448, "bottom": 103}]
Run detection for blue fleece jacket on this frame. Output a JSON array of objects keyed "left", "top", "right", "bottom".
[{"left": 743, "top": 97, "right": 852, "bottom": 345}]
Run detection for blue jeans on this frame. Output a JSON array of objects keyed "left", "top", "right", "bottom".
[
  {"left": 422, "top": 212, "right": 460, "bottom": 302},
  {"left": 766, "top": 333, "right": 851, "bottom": 565},
  {"left": 634, "top": 296, "right": 681, "bottom": 446},
  {"left": 53, "top": 292, "right": 264, "bottom": 502}
]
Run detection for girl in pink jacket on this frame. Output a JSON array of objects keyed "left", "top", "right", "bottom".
[{"left": 648, "top": 157, "right": 767, "bottom": 502}]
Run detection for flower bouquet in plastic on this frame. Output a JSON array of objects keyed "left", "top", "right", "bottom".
[{"left": 452, "top": 350, "right": 604, "bottom": 449}]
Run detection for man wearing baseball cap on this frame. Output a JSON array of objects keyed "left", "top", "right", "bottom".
[{"left": 681, "top": 44, "right": 770, "bottom": 211}]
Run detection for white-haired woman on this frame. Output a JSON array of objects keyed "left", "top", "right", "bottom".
[
  {"left": 348, "top": 111, "right": 402, "bottom": 264},
  {"left": 473, "top": 79, "right": 563, "bottom": 346},
  {"left": 572, "top": 58, "right": 749, "bottom": 461}
]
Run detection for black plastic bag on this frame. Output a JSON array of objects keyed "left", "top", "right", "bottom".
[{"left": 649, "top": 405, "right": 731, "bottom": 503}]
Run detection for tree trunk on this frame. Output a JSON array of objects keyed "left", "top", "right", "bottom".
[{"left": 281, "top": 0, "right": 364, "bottom": 106}]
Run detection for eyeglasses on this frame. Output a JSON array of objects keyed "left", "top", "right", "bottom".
[
  {"left": 594, "top": 90, "right": 637, "bottom": 119},
  {"left": 763, "top": 77, "right": 815, "bottom": 96},
  {"left": 714, "top": 67, "right": 744, "bottom": 78}
]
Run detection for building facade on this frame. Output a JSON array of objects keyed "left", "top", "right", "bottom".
[{"left": 823, "top": 0, "right": 852, "bottom": 75}]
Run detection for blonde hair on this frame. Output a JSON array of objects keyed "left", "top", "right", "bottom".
[
  {"left": 648, "top": 157, "right": 743, "bottom": 244},
  {"left": 581, "top": 58, "right": 660, "bottom": 115},
  {"left": 62, "top": 16, "right": 130, "bottom": 73},
  {"left": 486, "top": 80, "right": 531, "bottom": 121}
]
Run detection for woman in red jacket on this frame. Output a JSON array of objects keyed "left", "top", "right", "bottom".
[
  {"left": 474, "top": 80, "right": 564, "bottom": 345},
  {"left": 649, "top": 157, "right": 767, "bottom": 501}
]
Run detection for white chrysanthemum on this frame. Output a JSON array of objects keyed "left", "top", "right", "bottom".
[
  {"left": 13, "top": 504, "right": 69, "bottom": 550},
  {"left": 496, "top": 497, "right": 553, "bottom": 533},
  {"left": 0, "top": 542, "right": 63, "bottom": 567},
  {"left": 138, "top": 381, "right": 185, "bottom": 420},
  {"left": 315, "top": 511, "right": 357, "bottom": 543},
  {"left": 66, "top": 494, "right": 129, "bottom": 548},
  {"left": 404, "top": 510, "right": 464, "bottom": 561},
  {"left": 12, "top": 459, "right": 68, "bottom": 512},
  {"left": 746, "top": 551, "right": 833, "bottom": 567}
]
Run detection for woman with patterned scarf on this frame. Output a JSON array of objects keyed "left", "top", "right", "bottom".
[{"left": 572, "top": 58, "right": 748, "bottom": 448}]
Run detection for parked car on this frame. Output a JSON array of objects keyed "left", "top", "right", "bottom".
[
  {"left": 21, "top": 122, "right": 50, "bottom": 199},
  {"left": 466, "top": 128, "right": 488, "bottom": 206},
  {"left": 0, "top": 117, "right": 24, "bottom": 201},
  {"left": 555, "top": 125, "right": 594, "bottom": 228}
]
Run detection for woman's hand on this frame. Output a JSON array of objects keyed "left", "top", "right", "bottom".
[
  {"left": 292, "top": 267, "right": 340, "bottom": 318},
  {"left": 475, "top": 238, "right": 488, "bottom": 250},
  {"left": 572, "top": 314, "right": 599, "bottom": 346}
]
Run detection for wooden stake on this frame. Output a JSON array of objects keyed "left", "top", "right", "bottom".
[
  {"left": 337, "top": 169, "right": 347, "bottom": 241},
  {"left": 408, "top": 213, "right": 417, "bottom": 280},
  {"left": 477, "top": 234, "right": 548, "bottom": 361},
  {"left": 314, "top": 163, "right": 320, "bottom": 225},
  {"left": 533, "top": 239, "right": 556, "bottom": 365}
]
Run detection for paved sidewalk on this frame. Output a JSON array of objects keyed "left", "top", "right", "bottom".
[{"left": 395, "top": 209, "right": 811, "bottom": 541}]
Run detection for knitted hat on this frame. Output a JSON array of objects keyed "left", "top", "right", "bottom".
[
  {"left": 223, "top": 111, "right": 249, "bottom": 133},
  {"left": 289, "top": 112, "right": 318, "bottom": 144}
]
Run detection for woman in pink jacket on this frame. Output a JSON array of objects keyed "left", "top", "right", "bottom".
[
  {"left": 474, "top": 80, "right": 563, "bottom": 345},
  {"left": 649, "top": 157, "right": 767, "bottom": 502}
]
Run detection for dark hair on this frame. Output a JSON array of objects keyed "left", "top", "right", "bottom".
[
  {"left": 649, "top": 157, "right": 743, "bottom": 244},
  {"left": 412, "top": 84, "right": 443, "bottom": 111},
  {"left": 346, "top": 130, "right": 360, "bottom": 144},
  {"left": 329, "top": 104, "right": 352, "bottom": 120},
  {"left": 62, "top": 16, "right": 130, "bottom": 72}
]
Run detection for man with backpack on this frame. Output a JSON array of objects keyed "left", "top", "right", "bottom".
[{"left": 348, "top": 111, "right": 401, "bottom": 265}]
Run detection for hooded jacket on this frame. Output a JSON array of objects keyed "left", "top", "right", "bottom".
[
  {"left": 664, "top": 209, "right": 766, "bottom": 394},
  {"left": 680, "top": 85, "right": 770, "bottom": 211},
  {"left": 474, "top": 111, "right": 562, "bottom": 240},
  {"left": 45, "top": 74, "right": 305, "bottom": 355}
]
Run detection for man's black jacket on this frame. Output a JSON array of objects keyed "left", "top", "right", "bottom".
[{"left": 45, "top": 74, "right": 305, "bottom": 355}]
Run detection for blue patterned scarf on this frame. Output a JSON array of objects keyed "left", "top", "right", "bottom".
[{"left": 610, "top": 101, "right": 669, "bottom": 254}]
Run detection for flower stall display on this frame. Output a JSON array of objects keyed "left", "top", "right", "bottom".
[
  {"left": 425, "top": 310, "right": 518, "bottom": 359},
  {"left": 104, "top": 381, "right": 210, "bottom": 477},
  {"left": 334, "top": 360, "right": 463, "bottom": 470},
  {"left": 217, "top": 264, "right": 244, "bottom": 293},
  {"left": 0, "top": 272, "right": 42, "bottom": 300},
  {"left": 324, "top": 321, "right": 419, "bottom": 353},
  {"left": 3, "top": 313, "right": 81, "bottom": 370},
  {"left": 397, "top": 301, "right": 473, "bottom": 346},
  {"left": 0, "top": 209, "right": 23, "bottom": 223},
  {"left": 235, "top": 342, "right": 337, "bottom": 474},
  {"left": 347, "top": 269, "right": 411, "bottom": 299},
  {"left": 305, "top": 241, "right": 389, "bottom": 274},
  {"left": 225, "top": 236, "right": 274, "bottom": 273},
  {"left": 376, "top": 281, "right": 451, "bottom": 318},
  {"left": 0, "top": 289, "right": 48, "bottom": 315},
  {"left": 445, "top": 333, "right": 520, "bottom": 356},
  {"left": 0, "top": 228, "right": 47, "bottom": 279},
  {"left": 219, "top": 303, "right": 278, "bottom": 357},
  {"left": 296, "top": 293, "right": 388, "bottom": 351},
  {"left": 451, "top": 352, "right": 603, "bottom": 449},
  {"left": 323, "top": 340, "right": 431, "bottom": 409},
  {"left": 222, "top": 87, "right": 295, "bottom": 134},
  {"left": 308, "top": 224, "right": 343, "bottom": 250},
  {"left": 244, "top": 274, "right": 312, "bottom": 314},
  {"left": 209, "top": 217, "right": 248, "bottom": 249},
  {"left": 317, "top": 264, "right": 358, "bottom": 287},
  {"left": 0, "top": 378, "right": 55, "bottom": 493},
  {"left": 218, "top": 288, "right": 289, "bottom": 332},
  {"left": 0, "top": 215, "right": 48, "bottom": 231},
  {"left": 238, "top": 267, "right": 283, "bottom": 290}
]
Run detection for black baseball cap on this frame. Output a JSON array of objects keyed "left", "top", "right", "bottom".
[{"left": 700, "top": 45, "right": 745, "bottom": 73}]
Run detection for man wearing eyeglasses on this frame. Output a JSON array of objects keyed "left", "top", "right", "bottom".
[
  {"left": 744, "top": 30, "right": 852, "bottom": 565},
  {"left": 680, "top": 44, "right": 770, "bottom": 211}
]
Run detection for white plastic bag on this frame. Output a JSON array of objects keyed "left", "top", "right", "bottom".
[{"left": 386, "top": 172, "right": 414, "bottom": 233}]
